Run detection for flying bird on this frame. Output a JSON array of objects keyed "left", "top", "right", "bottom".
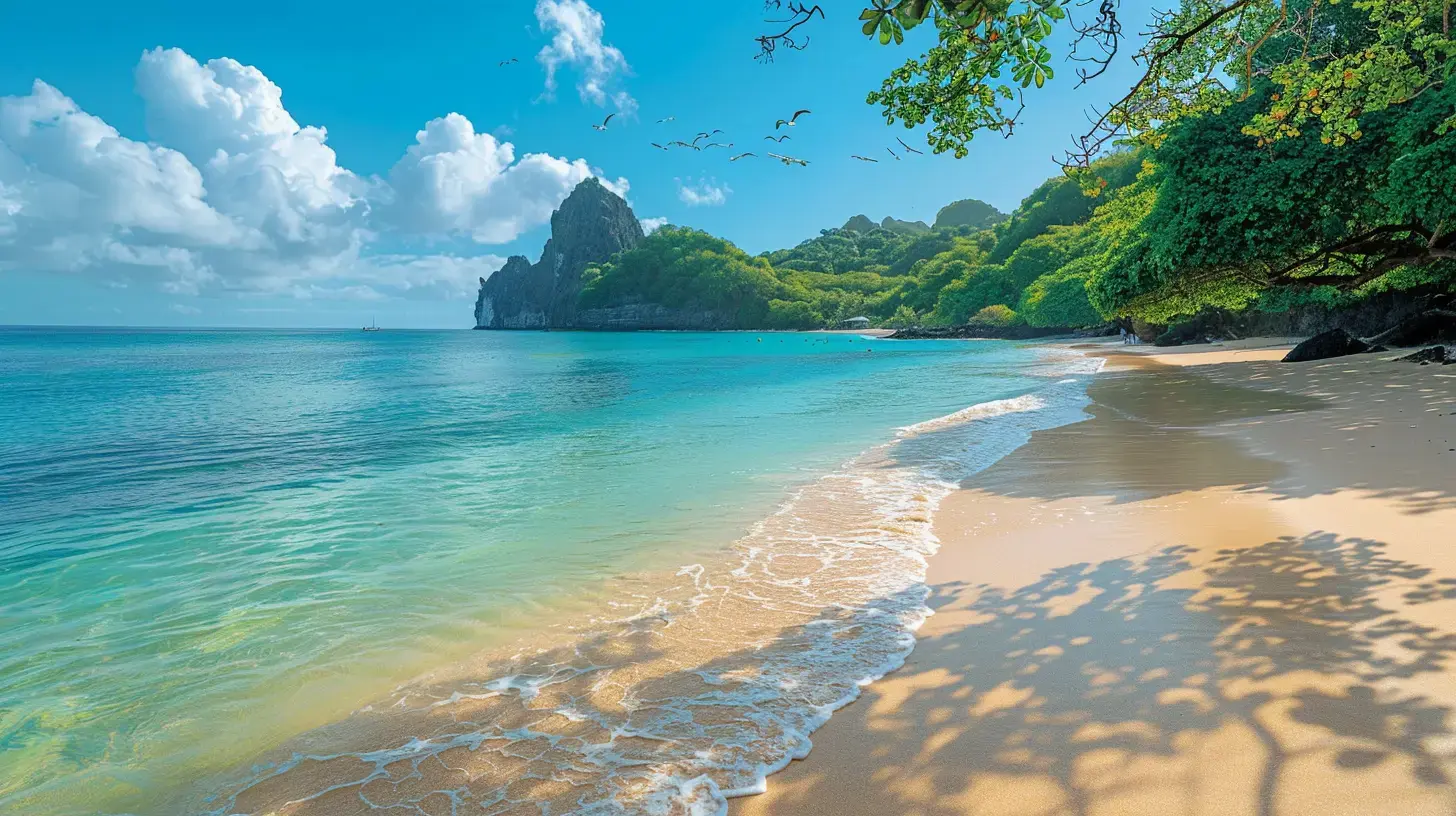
[
  {"left": 704, "top": 142, "right": 734, "bottom": 149},
  {"left": 887, "top": 147, "right": 901, "bottom": 161},
  {"left": 498, "top": 58, "right": 518, "bottom": 66},
  {"left": 763, "top": 134, "right": 791, "bottom": 143},
  {"left": 656, "top": 116, "right": 675, "bottom": 123},
  {"left": 695, "top": 129, "right": 724, "bottom": 139},
  {"left": 768, "top": 152, "right": 809, "bottom": 166},
  {"left": 775, "top": 110, "right": 811, "bottom": 129},
  {"left": 669, "top": 140, "right": 701, "bottom": 150},
  {"left": 851, "top": 154, "right": 879, "bottom": 163},
  {"left": 650, "top": 142, "right": 669, "bottom": 151},
  {"left": 730, "top": 152, "right": 757, "bottom": 161},
  {"left": 591, "top": 113, "right": 616, "bottom": 132},
  {"left": 896, "top": 137, "right": 924, "bottom": 155}
]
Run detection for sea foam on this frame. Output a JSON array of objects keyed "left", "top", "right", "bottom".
[{"left": 205, "top": 352, "right": 1101, "bottom": 816}]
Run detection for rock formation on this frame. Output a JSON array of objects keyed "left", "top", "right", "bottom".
[
  {"left": 474, "top": 178, "right": 645, "bottom": 329},
  {"left": 1282, "top": 329, "right": 1374, "bottom": 362}
]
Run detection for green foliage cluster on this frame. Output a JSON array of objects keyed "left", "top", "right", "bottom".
[
  {"left": 579, "top": 176, "right": 1142, "bottom": 330},
  {"left": 579, "top": 227, "right": 816, "bottom": 328},
  {"left": 934, "top": 198, "right": 1007, "bottom": 230},
  {"left": 969, "top": 305, "right": 1020, "bottom": 327},
  {"left": 845, "top": 0, "right": 1456, "bottom": 330}
]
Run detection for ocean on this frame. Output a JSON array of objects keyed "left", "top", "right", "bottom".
[{"left": 0, "top": 327, "right": 1098, "bottom": 815}]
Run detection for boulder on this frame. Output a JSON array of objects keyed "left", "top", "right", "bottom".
[
  {"left": 1282, "top": 329, "right": 1371, "bottom": 362},
  {"left": 1396, "top": 346, "right": 1449, "bottom": 365}
]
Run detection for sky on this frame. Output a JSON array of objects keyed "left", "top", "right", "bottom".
[{"left": 0, "top": 0, "right": 1155, "bottom": 328}]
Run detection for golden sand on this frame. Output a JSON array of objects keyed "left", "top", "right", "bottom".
[{"left": 733, "top": 341, "right": 1456, "bottom": 816}]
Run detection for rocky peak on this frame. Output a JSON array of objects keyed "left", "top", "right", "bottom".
[{"left": 474, "top": 178, "right": 644, "bottom": 329}]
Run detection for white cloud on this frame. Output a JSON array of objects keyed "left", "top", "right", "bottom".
[
  {"left": 676, "top": 178, "right": 730, "bottom": 207},
  {"left": 356, "top": 253, "right": 509, "bottom": 300},
  {"left": 382, "top": 113, "right": 627, "bottom": 244},
  {"left": 535, "top": 0, "right": 636, "bottom": 115},
  {"left": 640, "top": 216, "right": 668, "bottom": 234},
  {"left": 0, "top": 48, "right": 627, "bottom": 303},
  {"left": 170, "top": 302, "right": 201, "bottom": 315}
]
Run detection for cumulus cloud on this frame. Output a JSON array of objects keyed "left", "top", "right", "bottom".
[
  {"left": 382, "top": 113, "right": 628, "bottom": 244},
  {"left": 676, "top": 178, "right": 730, "bottom": 207},
  {"left": 356, "top": 253, "right": 509, "bottom": 300},
  {"left": 535, "top": 0, "right": 636, "bottom": 115},
  {"left": 640, "top": 217, "right": 668, "bottom": 234},
  {"left": 0, "top": 47, "right": 625, "bottom": 302}
]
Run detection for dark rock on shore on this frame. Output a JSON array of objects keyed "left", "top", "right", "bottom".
[
  {"left": 1282, "top": 329, "right": 1371, "bottom": 362},
  {"left": 1365, "top": 308, "right": 1456, "bottom": 348},
  {"left": 1397, "top": 346, "right": 1449, "bottom": 365},
  {"left": 1141, "top": 289, "right": 1453, "bottom": 347},
  {"left": 885, "top": 324, "right": 1076, "bottom": 341},
  {"left": 474, "top": 178, "right": 644, "bottom": 329}
]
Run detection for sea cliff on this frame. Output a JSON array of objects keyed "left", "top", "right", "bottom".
[{"left": 474, "top": 178, "right": 644, "bottom": 329}]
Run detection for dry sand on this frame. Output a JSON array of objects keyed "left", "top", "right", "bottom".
[{"left": 733, "top": 340, "right": 1456, "bottom": 816}]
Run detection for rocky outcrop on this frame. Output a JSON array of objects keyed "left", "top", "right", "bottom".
[
  {"left": 1282, "top": 329, "right": 1373, "bottom": 362},
  {"left": 1365, "top": 307, "right": 1456, "bottom": 347},
  {"left": 473, "top": 178, "right": 644, "bottom": 329},
  {"left": 841, "top": 214, "right": 877, "bottom": 233},
  {"left": 1397, "top": 346, "right": 1450, "bottom": 365}
]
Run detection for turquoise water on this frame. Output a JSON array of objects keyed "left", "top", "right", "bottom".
[{"left": 0, "top": 328, "right": 1057, "bottom": 814}]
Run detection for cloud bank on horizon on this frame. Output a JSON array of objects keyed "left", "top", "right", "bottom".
[{"left": 0, "top": 45, "right": 629, "bottom": 303}]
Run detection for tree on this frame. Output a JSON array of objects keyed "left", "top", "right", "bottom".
[
  {"left": 854, "top": 0, "right": 1454, "bottom": 168},
  {"left": 1087, "top": 82, "right": 1456, "bottom": 320}
]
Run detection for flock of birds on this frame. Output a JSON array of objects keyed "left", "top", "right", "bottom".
[
  {"left": 497, "top": 58, "right": 924, "bottom": 168},
  {"left": 588, "top": 108, "right": 923, "bottom": 168},
  {"left": 593, "top": 109, "right": 817, "bottom": 165}
]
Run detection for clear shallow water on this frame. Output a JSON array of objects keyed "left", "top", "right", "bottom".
[{"left": 0, "top": 327, "right": 1081, "bottom": 815}]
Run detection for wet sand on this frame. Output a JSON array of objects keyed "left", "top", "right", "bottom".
[{"left": 733, "top": 340, "right": 1456, "bottom": 816}]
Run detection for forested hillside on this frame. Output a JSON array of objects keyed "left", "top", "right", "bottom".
[
  {"left": 580, "top": 162, "right": 1155, "bottom": 332},
  {"left": 580, "top": 0, "right": 1454, "bottom": 334}
]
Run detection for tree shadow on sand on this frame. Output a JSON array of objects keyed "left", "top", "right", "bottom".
[
  {"left": 892, "top": 361, "right": 1456, "bottom": 514},
  {"left": 747, "top": 531, "right": 1456, "bottom": 816}
]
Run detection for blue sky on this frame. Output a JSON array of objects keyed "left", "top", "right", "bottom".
[{"left": 0, "top": 1, "right": 1154, "bottom": 328}]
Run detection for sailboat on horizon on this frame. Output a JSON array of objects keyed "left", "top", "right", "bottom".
[{"left": 361, "top": 316, "right": 380, "bottom": 332}]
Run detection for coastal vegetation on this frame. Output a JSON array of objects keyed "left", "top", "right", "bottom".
[{"left": 585, "top": 0, "right": 1453, "bottom": 332}]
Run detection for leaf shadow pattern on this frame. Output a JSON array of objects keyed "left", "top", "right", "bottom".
[
  {"left": 895, "top": 361, "right": 1456, "bottom": 515},
  {"left": 738, "top": 532, "right": 1456, "bottom": 816},
  {"left": 199, "top": 585, "right": 941, "bottom": 816}
]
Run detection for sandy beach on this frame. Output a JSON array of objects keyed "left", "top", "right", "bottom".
[{"left": 733, "top": 338, "right": 1456, "bottom": 816}]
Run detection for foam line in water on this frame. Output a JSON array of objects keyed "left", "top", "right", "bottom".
[{"left": 205, "top": 354, "right": 1103, "bottom": 816}]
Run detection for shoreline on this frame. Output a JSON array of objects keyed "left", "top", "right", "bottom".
[
  {"left": 186, "top": 345, "right": 1098, "bottom": 816},
  {"left": 732, "top": 338, "right": 1456, "bottom": 815}
]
